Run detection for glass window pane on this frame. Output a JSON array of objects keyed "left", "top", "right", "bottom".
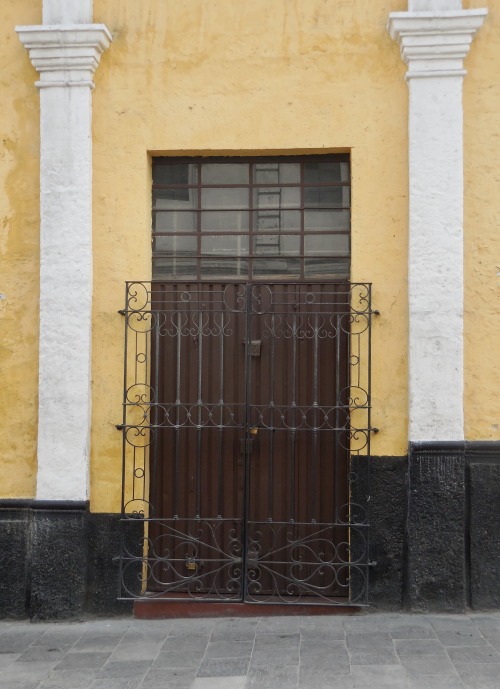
[
  {"left": 201, "top": 210, "right": 249, "bottom": 232},
  {"left": 153, "top": 210, "right": 196, "bottom": 232},
  {"left": 201, "top": 188, "right": 248, "bottom": 209},
  {"left": 153, "top": 235, "right": 196, "bottom": 254},
  {"left": 304, "top": 161, "right": 349, "bottom": 185},
  {"left": 253, "top": 186, "right": 300, "bottom": 209},
  {"left": 304, "top": 186, "right": 350, "bottom": 208},
  {"left": 153, "top": 162, "right": 198, "bottom": 186},
  {"left": 201, "top": 163, "right": 249, "bottom": 185},
  {"left": 152, "top": 257, "right": 197, "bottom": 279},
  {"left": 254, "top": 210, "right": 300, "bottom": 232},
  {"left": 253, "top": 163, "right": 300, "bottom": 184},
  {"left": 304, "top": 209, "right": 350, "bottom": 232},
  {"left": 252, "top": 257, "right": 300, "bottom": 278},
  {"left": 201, "top": 235, "right": 249, "bottom": 256},
  {"left": 200, "top": 258, "right": 248, "bottom": 278},
  {"left": 153, "top": 188, "right": 198, "bottom": 209},
  {"left": 254, "top": 234, "right": 300, "bottom": 256},
  {"left": 305, "top": 234, "right": 350, "bottom": 256},
  {"left": 304, "top": 257, "right": 350, "bottom": 277}
]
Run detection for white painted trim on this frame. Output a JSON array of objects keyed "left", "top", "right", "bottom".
[
  {"left": 17, "top": 23, "right": 111, "bottom": 500},
  {"left": 16, "top": 25, "right": 111, "bottom": 89},
  {"left": 388, "top": 7, "right": 486, "bottom": 443}
]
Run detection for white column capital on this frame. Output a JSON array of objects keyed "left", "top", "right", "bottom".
[
  {"left": 388, "top": 9, "right": 487, "bottom": 79},
  {"left": 16, "top": 24, "right": 112, "bottom": 89}
]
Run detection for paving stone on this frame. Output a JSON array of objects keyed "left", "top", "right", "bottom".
[
  {"left": 197, "top": 657, "right": 249, "bottom": 677},
  {"left": 161, "top": 636, "right": 211, "bottom": 652},
  {"left": 96, "top": 659, "right": 152, "bottom": 677},
  {"left": 247, "top": 664, "right": 299, "bottom": 688},
  {"left": 349, "top": 648, "right": 400, "bottom": 665},
  {"left": 55, "top": 652, "right": 111, "bottom": 670},
  {"left": 299, "top": 676, "right": 354, "bottom": 689},
  {"left": 140, "top": 667, "right": 197, "bottom": 689},
  {"left": 447, "top": 645, "right": 500, "bottom": 664},
  {"left": 351, "top": 664, "right": 409, "bottom": 689},
  {"left": 17, "top": 646, "right": 67, "bottom": 663},
  {"left": 471, "top": 616, "right": 500, "bottom": 638},
  {"left": 389, "top": 622, "right": 437, "bottom": 640},
  {"left": 37, "top": 669, "right": 98, "bottom": 689},
  {"left": 90, "top": 681, "right": 142, "bottom": 689},
  {"left": 205, "top": 640, "right": 253, "bottom": 658},
  {"left": 109, "top": 641, "right": 164, "bottom": 661},
  {"left": 191, "top": 678, "right": 247, "bottom": 689},
  {"left": 0, "top": 652, "right": 21, "bottom": 667},
  {"left": 0, "top": 682, "right": 40, "bottom": 689},
  {"left": 346, "top": 632, "right": 393, "bottom": 648},
  {"left": 256, "top": 616, "right": 302, "bottom": 634},
  {"left": 251, "top": 644, "right": 299, "bottom": 665},
  {"left": 395, "top": 639, "right": 449, "bottom": 656},
  {"left": 456, "top": 663, "right": 500, "bottom": 688},
  {"left": 407, "top": 673, "right": 465, "bottom": 689},
  {"left": 0, "top": 630, "right": 45, "bottom": 653},
  {"left": 436, "top": 629, "right": 487, "bottom": 647},
  {"left": 300, "top": 639, "right": 348, "bottom": 658},
  {"left": 300, "top": 649, "right": 350, "bottom": 670},
  {"left": 299, "top": 660, "right": 350, "bottom": 679},
  {"left": 71, "top": 633, "right": 126, "bottom": 653},
  {"left": 152, "top": 650, "right": 204, "bottom": 668},
  {"left": 344, "top": 617, "right": 391, "bottom": 634},
  {"left": 428, "top": 617, "right": 480, "bottom": 633},
  {"left": 0, "top": 660, "right": 56, "bottom": 681},
  {"left": 300, "top": 623, "right": 346, "bottom": 640},
  {"left": 210, "top": 618, "right": 257, "bottom": 641},
  {"left": 400, "top": 655, "right": 458, "bottom": 675},
  {"left": 168, "top": 620, "right": 216, "bottom": 638}
]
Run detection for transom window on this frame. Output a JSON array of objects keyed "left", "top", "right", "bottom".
[{"left": 152, "top": 156, "right": 350, "bottom": 280}]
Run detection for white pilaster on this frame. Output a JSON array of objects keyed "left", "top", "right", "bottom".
[
  {"left": 388, "top": 4, "right": 486, "bottom": 442},
  {"left": 16, "top": 11, "right": 111, "bottom": 500}
]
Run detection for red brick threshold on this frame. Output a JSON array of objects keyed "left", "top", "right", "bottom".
[{"left": 134, "top": 598, "right": 362, "bottom": 619}]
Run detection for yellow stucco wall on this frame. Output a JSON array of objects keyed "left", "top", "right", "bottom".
[
  {"left": 1, "top": 1, "right": 499, "bottom": 508},
  {"left": 90, "top": 0, "right": 410, "bottom": 511},
  {"left": 463, "top": 0, "right": 500, "bottom": 440},
  {"left": 0, "top": 1, "right": 40, "bottom": 498}
]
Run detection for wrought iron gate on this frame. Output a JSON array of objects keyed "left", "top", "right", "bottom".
[{"left": 119, "top": 281, "right": 374, "bottom": 606}]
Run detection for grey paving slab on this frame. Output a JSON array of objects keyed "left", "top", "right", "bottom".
[
  {"left": 400, "top": 655, "right": 459, "bottom": 675},
  {"left": 1, "top": 612, "right": 500, "bottom": 689},
  {"left": 436, "top": 629, "right": 488, "bottom": 647},
  {"left": 90, "top": 680, "right": 141, "bottom": 689},
  {"left": 448, "top": 645, "right": 500, "bottom": 664},
  {"left": 36, "top": 669, "right": 98, "bottom": 689},
  {"left": 54, "top": 651, "right": 112, "bottom": 670},
  {"left": 395, "top": 638, "right": 450, "bottom": 656},
  {"left": 389, "top": 622, "right": 437, "bottom": 640},
  {"left": 197, "top": 657, "right": 250, "bottom": 677},
  {"left": 191, "top": 678, "right": 247, "bottom": 689},
  {"left": 247, "top": 664, "right": 299, "bottom": 688},
  {"left": 71, "top": 633, "right": 126, "bottom": 653},
  {"left": 346, "top": 631, "right": 393, "bottom": 648},
  {"left": 351, "top": 664, "right": 409, "bottom": 689},
  {"left": 140, "top": 667, "right": 197, "bottom": 689},
  {"left": 204, "top": 639, "right": 253, "bottom": 658},
  {"left": 407, "top": 673, "right": 465, "bottom": 689},
  {"left": 152, "top": 650, "right": 205, "bottom": 668},
  {"left": 349, "top": 648, "right": 400, "bottom": 666},
  {"left": 210, "top": 618, "right": 257, "bottom": 641}
]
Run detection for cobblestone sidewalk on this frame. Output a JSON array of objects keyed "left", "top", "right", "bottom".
[{"left": 1, "top": 612, "right": 500, "bottom": 689}]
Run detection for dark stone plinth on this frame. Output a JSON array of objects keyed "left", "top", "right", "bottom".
[
  {"left": 0, "top": 505, "right": 30, "bottom": 618},
  {"left": 30, "top": 504, "right": 89, "bottom": 621},
  {"left": 368, "top": 456, "right": 406, "bottom": 609},
  {"left": 87, "top": 514, "right": 142, "bottom": 615},
  {"left": 406, "top": 442, "right": 466, "bottom": 613},
  {"left": 467, "top": 443, "right": 500, "bottom": 610}
]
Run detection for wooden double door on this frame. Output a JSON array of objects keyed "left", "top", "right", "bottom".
[{"left": 148, "top": 281, "right": 351, "bottom": 604}]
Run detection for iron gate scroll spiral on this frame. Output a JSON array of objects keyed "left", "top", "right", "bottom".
[{"left": 118, "top": 281, "right": 375, "bottom": 606}]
